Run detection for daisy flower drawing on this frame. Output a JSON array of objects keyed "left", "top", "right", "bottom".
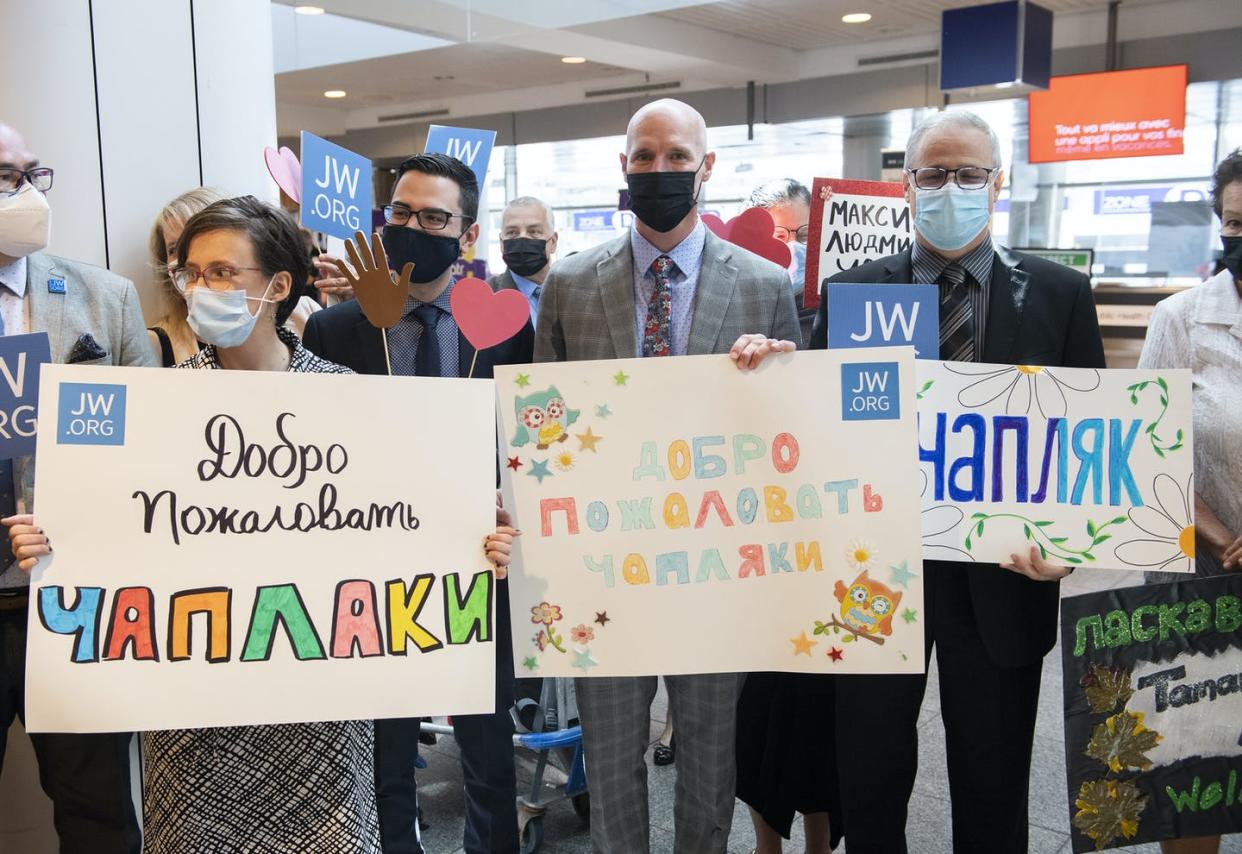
[
  {"left": 1114, "top": 472, "right": 1196, "bottom": 574},
  {"left": 947, "top": 363, "right": 1101, "bottom": 419},
  {"left": 845, "top": 539, "right": 877, "bottom": 572}
]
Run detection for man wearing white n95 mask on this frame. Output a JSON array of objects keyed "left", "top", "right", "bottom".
[
  {"left": 0, "top": 121, "right": 152, "bottom": 854},
  {"left": 810, "top": 110, "right": 1105, "bottom": 854}
]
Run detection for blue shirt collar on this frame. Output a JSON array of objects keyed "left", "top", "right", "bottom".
[
  {"left": 629, "top": 220, "right": 706, "bottom": 279},
  {"left": 0, "top": 256, "right": 28, "bottom": 298},
  {"left": 509, "top": 270, "right": 541, "bottom": 297}
]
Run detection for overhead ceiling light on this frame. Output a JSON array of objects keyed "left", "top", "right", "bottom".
[
  {"left": 561, "top": 56, "right": 587, "bottom": 64},
  {"left": 294, "top": 5, "right": 325, "bottom": 14},
  {"left": 323, "top": 89, "right": 347, "bottom": 99},
  {"left": 842, "top": 12, "right": 872, "bottom": 23}
]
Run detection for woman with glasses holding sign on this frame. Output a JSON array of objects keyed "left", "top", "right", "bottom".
[{"left": 7, "top": 195, "right": 518, "bottom": 854}]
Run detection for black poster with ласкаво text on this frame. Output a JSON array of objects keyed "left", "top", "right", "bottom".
[{"left": 1062, "top": 573, "right": 1242, "bottom": 851}]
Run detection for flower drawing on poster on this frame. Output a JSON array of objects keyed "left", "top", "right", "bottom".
[
  {"left": 917, "top": 362, "right": 1194, "bottom": 572},
  {"left": 947, "top": 363, "right": 1101, "bottom": 419}
]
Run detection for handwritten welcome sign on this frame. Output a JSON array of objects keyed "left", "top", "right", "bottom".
[
  {"left": 0, "top": 332, "right": 50, "bottom": 458},
  {"left": 497, "top": 350, "right": 925, "bottom": 678},
  {"left": 1062, "top": 574, "right": 1242, "bottom": 851},
  {"left": 916, "top": 361, "right": 1194, "bottom": 572},
  {"left": 25, "top": 365, "right": 496, "bottom": 733},
  {"left": 804, "top": 177, "right": 912, "bottom": 309}
]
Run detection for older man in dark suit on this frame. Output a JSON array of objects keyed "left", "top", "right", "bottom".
[
  {"left": 488, "top": 196, "right": 557, "bottom": 329},
  {"left": 303, "top": 152, "right": 531, "bottom": 854},
  {"left": 0, "top": 121, "right": 152, "bottom": 854},
  {"left": 810, "top": 110, "right": 1106, "bottom": 854},
  {"left": 535, "top": 98, "right": 799, "bottom": 854}
]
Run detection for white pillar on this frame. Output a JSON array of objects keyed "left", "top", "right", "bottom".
[
  {"left": 0, "top": 0, "right": 277, "bottom": 323},
  {"left": 0, "top": 3, "right": 276, "bottom": 849}
]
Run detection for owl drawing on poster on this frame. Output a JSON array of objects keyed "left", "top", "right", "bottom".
[
  {"left": 834, "top": 570, "right": 902, "bottom": 637},
  {"left": 511, "top": 386, "right": 580, "bottom": 450}
]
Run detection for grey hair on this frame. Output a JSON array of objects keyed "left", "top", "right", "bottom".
[
  {"left": 906, "top": 110, "right": 1003, "bottom": 169},
  {"left": 505, "top": 195, "right": 555, "bottom": 230},
  {"left": 747, "top": 178, "right": 811, "bottom": 209}
]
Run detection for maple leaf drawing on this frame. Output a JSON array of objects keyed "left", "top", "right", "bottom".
[
  {"left": 1081, "top": 664, "right": 1135, "bottom": 715},
  {"left": 1072, "top": 778, "right": 1147, "bottom": 850},
  {"left": 1085, "top": 710, "right": 1162, "bottom": 774}
]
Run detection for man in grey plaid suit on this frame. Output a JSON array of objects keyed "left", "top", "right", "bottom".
[{"left": 534, "top": 99, "right": 800, "bottom": 853}]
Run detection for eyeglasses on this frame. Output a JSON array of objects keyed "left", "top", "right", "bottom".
[
  {"left": 383, "top": 203, "right": 473, "bottom": 230},
  {"left": 0, "top": 167, "right": 54, "bottom": 195},
  {"left": 773, "top": 224, "right": 810, "bottom": 245},
  {"left": 906, "top": 166, "right": 997, "bottom": 191},
  {"left": 171, "top": 264, "right": 265, "bottom": 293}
]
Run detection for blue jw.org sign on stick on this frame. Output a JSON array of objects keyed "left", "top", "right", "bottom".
[
  {"left": 300, "top": 131, "right": 373, "bottom": 241},
  {"left": 0, "top": 332, "right": 51, "bottom": 458},
  {"left": 424, "top": 125, "right": 496, "bottom": 190},
  {"left": 825, "top": 283, "right": 939, "bottom": 359}
]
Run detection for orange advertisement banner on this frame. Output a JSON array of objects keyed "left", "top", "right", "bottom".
[{"left": 1028, "top": 65, "right": 1187, "bottom": 164}]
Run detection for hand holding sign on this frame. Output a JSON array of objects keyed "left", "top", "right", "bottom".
[{"left": 334, "top": 231, "right": 411, "bottom": 329}]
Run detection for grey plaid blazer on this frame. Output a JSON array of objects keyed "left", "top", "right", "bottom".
[{"left": 533, "top": 229, "right": 801, "bottom": 362}]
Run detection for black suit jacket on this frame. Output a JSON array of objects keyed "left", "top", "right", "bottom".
[
  {"left": 810, "top": 245, "right": 1106, "bottom": 667},
  {"left": 301, "top": 296, "right": 535, "bottom": 380}
]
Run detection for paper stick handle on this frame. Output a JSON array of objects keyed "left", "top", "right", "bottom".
[
  {"left": 467, "top": 348, "right": 479, "bottom": 379},
  {"left": 381, "top": 328, "right": 392, "bottom": 376}
]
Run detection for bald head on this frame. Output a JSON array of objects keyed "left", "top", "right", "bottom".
[
  {"left": 626, "top": 99, "right": 707, "bottom": 158},
  {"left": 0, "top": 123, "right": 37, "bottom": 171}
]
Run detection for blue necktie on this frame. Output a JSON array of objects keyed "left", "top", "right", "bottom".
[{"left": 412, "top": 304, "right": 443, "bottom": 378}]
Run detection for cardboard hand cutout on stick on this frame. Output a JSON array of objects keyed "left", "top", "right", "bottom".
[{"left": 335, "top": 230, "right": 412, "bottom": 329}]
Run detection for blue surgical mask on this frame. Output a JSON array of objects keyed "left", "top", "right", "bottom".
[
  {"left": 185, "top": 278, "right": 276, "bottom": 348},
  {"left": 787, "top": 240, "right": 807, "bottom": 292},
  {"left": 914, "top": 184, "right": 993, "bottom": 252}
]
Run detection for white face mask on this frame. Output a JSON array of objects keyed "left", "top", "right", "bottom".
[
  {"left": 185, "top": 277, "right": 277, "bottom": 348},
  {"left": 0, "top": 183, "right": 51, "bottom": 258}
]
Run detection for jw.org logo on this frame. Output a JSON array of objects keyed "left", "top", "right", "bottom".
[{"left": 57, "top": 383, "right": 127, "bottom": 445}]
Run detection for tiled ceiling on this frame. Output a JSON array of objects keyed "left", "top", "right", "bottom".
[{"left": 659, "top": 0, "right": 1172, "bottom": 51}]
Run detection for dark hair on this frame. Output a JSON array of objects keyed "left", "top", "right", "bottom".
[
  {"left": 1212, "top": 148, "right": 1242, "bottom": 219},
  {"left": 394, "top": 152, "right": 479, "bottom": 224},
  {"left": 176, "top": 195, "right": 308, "bottom": 326}
]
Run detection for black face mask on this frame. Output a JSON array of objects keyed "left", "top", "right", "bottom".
[
  {"left": 381, "top": 225, "right": 461, "bottom": 284},
  {"left": 502, "top": 237, "right": 548, "bottom": 277},
  {"left": 626, "top": 159, "right": 704, "bottom": 233},
  {"left": 1222, "top": 234, "right": 1242, "bottom": 281}
]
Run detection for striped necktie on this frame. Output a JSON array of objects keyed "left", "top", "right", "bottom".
[{"left": 938, "top": 263, "right": 976, "bottom": 363}]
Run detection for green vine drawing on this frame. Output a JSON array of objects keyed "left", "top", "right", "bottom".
[
  {"left": 965, "top": 513, "right": 1128, "bottom": 564},
  {"left": 915, "top": 379, "right": 934, "bottom": 400},
  {"left": 543, "top": 626, "right": 566, "bottom": 653},
  {"left": 1126, "top": 377, "right": 1184, "bottom": 458}
]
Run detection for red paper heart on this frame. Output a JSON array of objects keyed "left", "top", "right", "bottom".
[
  {"left": 702, "top": 208, "right": 791, "bottom": 269},
  {"left": 450, "top": 277, "right": 530, "bottom": 351},
  {"left": 264, "top": 145, "right": 302, "bottom": 204}
]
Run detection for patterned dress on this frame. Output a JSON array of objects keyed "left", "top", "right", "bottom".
[{"left": 143, "top": 326, "right": 380, "bottom": 854}]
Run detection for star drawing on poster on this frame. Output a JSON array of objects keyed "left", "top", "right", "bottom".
[
  {"left": 827, "top": 646, "right": 844, "bottom": 662},
  {"left": 901, "top": 608, "right": 918, "bottom": 624},
  {"left": 576, "top": 427, "right": 603, "bottom": 453},
  {"left": 506, "top": 456, "right": 522, "bottom": 471},
  {"left": 522, "top": 656, "right": 539, "bottom": 671},
  {"left": 514, "top": 373, "right": 531, "bottom": 388},
  {"left": 613, "top": 370, "right": 629, "bottom": 386},
  {"left": 596, "top": 404, "right": 612, "bottom": 418},
  {"left": 573, "top": 648, "right": 598, "bottom": 673},
  {"left": 790, "top": 631, "right": 817, "bottom": 656},
  {"left": 594, "top": 611, "right": 610, "bottom": 626},
  {"left": 527, "top": 458, "right": 552, "bottom": 483},
  {"left": 888, "top": 560, "right": 917, "bottom": 589}
]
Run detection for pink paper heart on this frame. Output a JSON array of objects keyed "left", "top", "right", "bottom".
[
  {"left": 450, "top": 277, "right": 530, "bottom": 351},
  {"left": 704, "top": 208, "right": 791, "bottom": 269},
  {"left": 264, "top": 145, "right": 302, "bottom": 204}
]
